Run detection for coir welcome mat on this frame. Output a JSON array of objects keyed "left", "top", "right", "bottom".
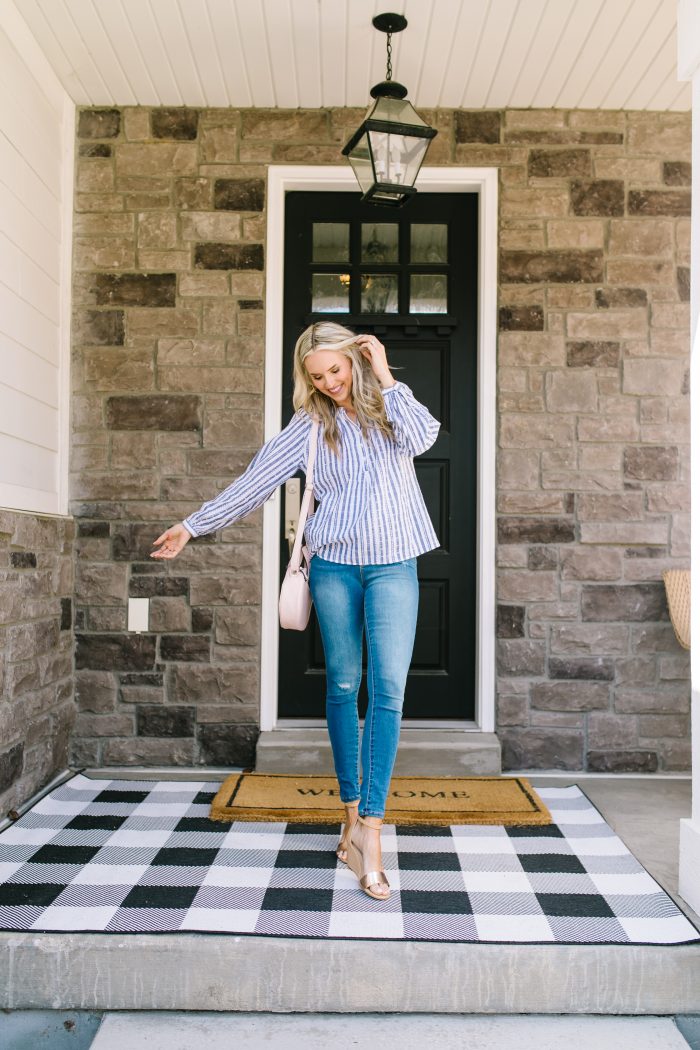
[{"left": 209, "top": 774, "right": 552, "bottom": 826}]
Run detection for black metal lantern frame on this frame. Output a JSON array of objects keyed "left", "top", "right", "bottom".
[{"left": 342, "top": 13, "right": 437, "bottom": 207}]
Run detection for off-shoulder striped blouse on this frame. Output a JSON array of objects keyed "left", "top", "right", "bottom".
[{"left": 182, "top": 380, "right": 441, "bottom": 565}]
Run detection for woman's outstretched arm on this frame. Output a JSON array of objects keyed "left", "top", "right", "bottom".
[{"left": 151, "top": 411, "right": 311, "bottom": 559}]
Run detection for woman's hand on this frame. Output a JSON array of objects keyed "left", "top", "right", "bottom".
[
  {"left": 354, "top": 333, "right": 396, "bottom": 390},
  {"left": 151, "top": 523, "right": 192, "bottom": 560}
]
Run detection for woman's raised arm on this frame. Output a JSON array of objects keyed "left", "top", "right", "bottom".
[{"left": 381, "top": 381, "right": 440, "bottom": 457}]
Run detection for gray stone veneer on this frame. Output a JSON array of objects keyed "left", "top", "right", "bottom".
[
  {"left": 70, "top": 105, "right": 691, "bottom": 772},
  {"left": 0, "top": 511, "right": 75, "bottom": 813}
]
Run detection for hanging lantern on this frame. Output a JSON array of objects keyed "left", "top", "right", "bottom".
[{"left": 342, "top": 13, "right": 437, "bottom": 208}]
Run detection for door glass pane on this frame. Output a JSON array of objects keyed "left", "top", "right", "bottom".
[
  {"left": 312, "top": 273, "right": 350, "bottom": 312},
  {"left": 361, "top": 223, "right": 399, "bottom": 263},
  {"left": 312, "top": 223, "right": 350, "bottom": 262},
  {"left": 410, "top": 274, "right": 447, "bottom": 313},
  {"left": 411, "top": 223, "right": 448, "bottom": 263},
  {"left": 361, "top": 274, "right": 399, "bottom": 313}
]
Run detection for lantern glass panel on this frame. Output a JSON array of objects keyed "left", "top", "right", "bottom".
[
  {"left": 348, "top": 134, "right": 375, "bottom": 194},
  {"left": 368, "top": 131, "right": 430, "bottom": 188},
  {"left": 369, "top": 95, "right": 431, "bottom": 129}
]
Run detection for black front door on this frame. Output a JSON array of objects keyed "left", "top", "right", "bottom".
[{"left": 278, "top": 191, "right": 478, "bottom": 721}]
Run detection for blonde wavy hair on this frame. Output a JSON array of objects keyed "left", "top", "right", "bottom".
[{"left": 292, "top": 321, "right": 397, "bottom": 456}]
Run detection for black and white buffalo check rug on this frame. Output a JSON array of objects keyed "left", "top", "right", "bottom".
[{"left": 0, "top": 774, "right": 698, "bottom": 944}]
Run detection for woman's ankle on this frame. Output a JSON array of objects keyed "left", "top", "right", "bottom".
[{"left": 359, "top": 815, "right": 382, "bottom": 830}]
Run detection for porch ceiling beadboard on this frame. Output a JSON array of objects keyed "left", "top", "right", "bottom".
[{"left": 12, "top": 0, "right": 691, "bottom": 111}]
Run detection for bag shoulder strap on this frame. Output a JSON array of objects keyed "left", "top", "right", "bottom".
[
  {"left": 304, "top": 415, "right": 319, "bottom": 488},
  {"left": 288, "top": 417, "right": 319, "bottom": 572}
]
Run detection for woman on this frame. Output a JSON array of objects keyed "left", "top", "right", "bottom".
[{"left": 152, "top": 321, "right": 441, "bottom": 902}]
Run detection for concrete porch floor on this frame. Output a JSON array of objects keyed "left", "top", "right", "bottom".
[{"left": 0, "top": 770, "right": 698, "bottom": 1015}]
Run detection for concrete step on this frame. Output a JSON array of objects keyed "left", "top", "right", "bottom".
[
  {"left": 89, "top": 1013, "right": 694, "bottom": 1050},
  {"left": 2, "top": 933, "right": 699, "bottom": 1014},
  {"left": 255, "top": 728, "right": 502, "bottom": 775}
]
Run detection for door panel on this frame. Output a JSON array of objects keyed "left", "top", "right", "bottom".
[{"left": 278, "top": 192, "right": 478, "bottom": 721}]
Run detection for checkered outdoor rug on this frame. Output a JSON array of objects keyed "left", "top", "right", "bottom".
[{"left": 0, "top": 774, "right": 697, "bottom": 944}]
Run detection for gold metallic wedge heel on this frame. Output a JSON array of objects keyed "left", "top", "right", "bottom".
[{"left": 345, "top": 814, "right": 391, "bottom": 901}]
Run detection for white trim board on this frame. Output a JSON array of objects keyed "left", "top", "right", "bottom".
[
  {"left": 57, "top": 95, "right": 75, "bottom": 516},
  {"left": 261, "top": 166, "right": 498, "bottom": 734},
  {"left": 0, "top": 3, "right": 74, "bottom": 517}
]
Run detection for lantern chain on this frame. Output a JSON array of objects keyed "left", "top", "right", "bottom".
[{"left": 386, "top": 31, "right": 393, "bottom": 81}]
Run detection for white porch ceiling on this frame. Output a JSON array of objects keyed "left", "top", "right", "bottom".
[{"left": 12, "top": 0, "right": 691, "bottom": 111}]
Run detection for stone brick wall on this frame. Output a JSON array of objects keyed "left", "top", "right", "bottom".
[
  {"left": 491, "top": 109, "right": 691, "bottom": 772},
  {"left": 70, "top": 105, "right": 691, "bottom": 772},
  {"left": 0, "top": 511, "right": 75, "bottom": 814}
]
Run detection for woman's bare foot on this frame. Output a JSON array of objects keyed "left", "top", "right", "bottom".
[
  {"left": 336, "top": 800, "right": 360, "bottom": 862},
  {"left": 349, "top": 815, "right": 390, "bottom": 898}
]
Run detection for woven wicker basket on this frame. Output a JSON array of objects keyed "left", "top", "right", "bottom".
[{"left": 662, "top": 569, "right": 690, "bottom": 650}]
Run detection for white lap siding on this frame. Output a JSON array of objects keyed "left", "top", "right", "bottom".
[{"left": 0, "top": 8, "right": 73, "bottom": 514}]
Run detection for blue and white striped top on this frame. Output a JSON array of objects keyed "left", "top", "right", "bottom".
[{"left": 182, "top": 380, "right": 441, "bottom": 565}]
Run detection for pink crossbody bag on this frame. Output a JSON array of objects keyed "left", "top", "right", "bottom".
[{"left": 279, "top": 418, "right": 320, "bottom": 631}]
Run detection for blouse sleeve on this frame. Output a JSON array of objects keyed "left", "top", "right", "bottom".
[
  {"left": 182, "top": 410, "right": 312, "bottom": 537},
  {"left": 381, "top": 380, "right": 441, "bottom": 457}
]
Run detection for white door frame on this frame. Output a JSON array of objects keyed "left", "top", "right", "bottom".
[{"left": 260, "top": 165, "right": 498, "bottom": 734}]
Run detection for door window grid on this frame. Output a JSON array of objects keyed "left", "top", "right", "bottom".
[{"left": 311, "top": 220, "right": 449, "bottom": 316}]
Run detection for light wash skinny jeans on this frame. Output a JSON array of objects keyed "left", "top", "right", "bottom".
[{"left": 308, "top": 552, "right": 419, "bottom": 818}]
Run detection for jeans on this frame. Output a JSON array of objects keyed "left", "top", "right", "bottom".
[{"left": 308, "top": 553, "right": 419, "bottom": 818}]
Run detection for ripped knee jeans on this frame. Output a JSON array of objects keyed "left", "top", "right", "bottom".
[{"left": 308, "top": 554, "right": 419, "bottom": 819}]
